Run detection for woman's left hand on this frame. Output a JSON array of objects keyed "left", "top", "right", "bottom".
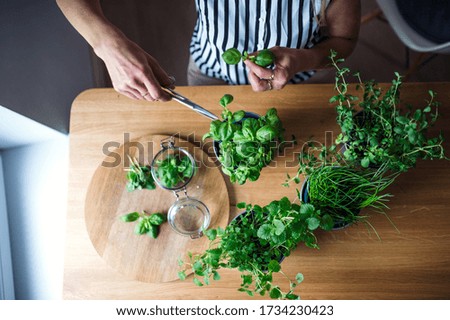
[{"left": 244, "top": 46, "right": 302, "bottom": 92}]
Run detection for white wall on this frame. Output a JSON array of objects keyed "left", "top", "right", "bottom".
[
  {"left": 1, "top": 106, "right": 68, "bottom": 300},
  {"left": 0, "top": 154, "right": 15, "bottom": 300}
]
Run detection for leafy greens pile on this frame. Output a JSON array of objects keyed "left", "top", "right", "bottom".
[
  {"left": 153, "top": 154, "right": 194, "bottom": 189},
  {"left": 125, "top": 156, "right": 156, "bottom": 191},
  {"left": 203, "top": 94, "right": 285, "bottom": 184}
]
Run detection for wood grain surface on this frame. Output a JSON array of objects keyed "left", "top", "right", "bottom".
[
  {"left": 84, "top": 135, "right": 229, "bottom": 283},
  {"left": 65, "top": 84, "right": 450, "bottom": 299}
]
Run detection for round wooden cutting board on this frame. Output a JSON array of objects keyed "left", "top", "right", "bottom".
[{"left": 85, "top": 134, "right": 230, "bottom": 283}]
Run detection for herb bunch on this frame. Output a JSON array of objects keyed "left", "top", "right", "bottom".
[
  {"left": 178, "top": 197, "right": 333, "bottom": 299},
  {"left": 120, "top": 211, "right": 167, "bottom": 239},
  {"left": 222, "top": 48, "right": 275, "bottom": 67},
  {"left": 153, "top": 154, "right": 194, "bottom": 189},
  {"left": 125, "top": 156, "right": 156, "bottom": 191},
  {"left": 203, "top": 94, "right": 285, "bottom": 184},
  {"left": 295, "top": 142, "right": 397, "bottom": 229},
  {"left": 329, "top": 50, "right": 446, "bottom": 172}
]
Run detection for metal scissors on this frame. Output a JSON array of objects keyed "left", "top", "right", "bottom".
[{"left": 162, "top": 87, "right": 219, "bottom": 121}]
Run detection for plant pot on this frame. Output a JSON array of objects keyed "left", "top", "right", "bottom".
[{"left": 300, "top": 178, "right": 360, "bottom": 230}]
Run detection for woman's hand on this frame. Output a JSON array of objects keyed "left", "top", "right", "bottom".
[
  {"left": 94, "top": 35, "right": 173, "bottom": 101},
  {"left": 244, "top": 47, "right": 302, "bottom": 92}
]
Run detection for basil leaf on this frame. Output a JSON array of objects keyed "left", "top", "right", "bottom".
[
  {"left": 120, "top": 212, "right": 140, "bottom": 222},
  {"left": 221, "top": 48, "right": 242, "bottom": 65}
]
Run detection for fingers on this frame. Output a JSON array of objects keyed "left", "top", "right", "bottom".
[
  {"left": 244, "top": 59, "right": 278, "bottom": 92},
  {"left": 107, "top": 53, "right": 174, "bottom": 101}
]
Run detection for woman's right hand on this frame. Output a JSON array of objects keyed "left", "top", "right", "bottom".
[{"left": 94, "top": 33, "right": 173, "bottom": 101}]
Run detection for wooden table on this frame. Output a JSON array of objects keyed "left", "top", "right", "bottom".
[{"left": 65, "top": 84, "right": 450, "bottom": 299}]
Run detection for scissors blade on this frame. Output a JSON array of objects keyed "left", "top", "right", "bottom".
[{"left": 162, "top": 87, "right": 219, "bottom": 121}]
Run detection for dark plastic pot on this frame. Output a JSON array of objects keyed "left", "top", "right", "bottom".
[{"left": 300, "top": 179, "right": 360, "bottom": 230}]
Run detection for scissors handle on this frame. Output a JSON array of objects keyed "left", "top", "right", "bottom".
[{"left": 162, "top": 87, "right": 219, "bottom": 121}]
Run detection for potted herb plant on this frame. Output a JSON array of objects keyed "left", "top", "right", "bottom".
[
  {"left": 284, "top": 142, "right": 398, "bottom": 231},
  {"left": 177, "top": 197, "right": 333, "bottom": 299},
  {"left": 202, "top": 94, "right": 285, "bottom": 184},
  {"left": 329, "top": 50, "right": 446, "bottom": 172}
]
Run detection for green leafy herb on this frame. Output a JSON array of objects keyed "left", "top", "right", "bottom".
[
  {"left": 153, "top": 154, "right": 194, "bottom": 188},
  {"left": 203, "top": 94, "right": 285, "bottom": 184},
  {"left": 120, "top": 211, "right": 167, "bottom": 239},
  {"left": 178, "top": 197, "right": 327, "bottom": 299},
  {"left": 222, "top": 48, "right": 275, "bottom": 67},
  {"left": 329, "top": 49, "right": 447, "bottom": 173},
  {"left": 125, "top": 156, "right": 156, "bottom": 191}
]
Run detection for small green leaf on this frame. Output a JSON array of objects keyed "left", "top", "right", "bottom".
[
  {"left": 222, "top": 48, "right": 242, "bottom": 65},
  {"left": 268, "top": 260, "right": 281, "bottom": 273},
  {"left": 120, "top": 212, "right": 140, "bottom": 222},
  {"left": 213, "top": 271, "right": 221, "bottom": 281},
  {"left": 177, "top": 271, "right": 187, "bottom": 281},
  {"left": 321, "top": 214, "right": 334, "bottom": 231},
  {"left": 134, "top": 219, "right": 148, "bottom": 235},
  {"left": 241, "top": 274, "right": 253, "bottom": 285},
  {"left": 219, "top": 94, "right": 234, "bottom": 108},
  {"left": 269, "top": 287, "right": 282, "bottom": 299},
  {"left": 306, "top": 217, "right": 320, "bottom": 231},
  {"left": 232, "top": 110, "right": 245, "bottom": 122},
  {"left": 193, "top": 278, "right": 203, "bottom": 287},
  {"left": 193, "top": 261, "right": 203, "bottom": 272},
  {"left": 205, "top": 229, "right": 217, "bottom": 241},
  {"left": 237, "top": 202, "right": 246, "bottom": 209},
  {"left": 148, "top": 213, "right": 166, "bottom": 226},
  {"left": 361, "top": 157, "right": 370, "bottom": 168},
  {"left": 147, "top": 224, "right": 159, "bottom": 238},
  {"left": 255, "top": 49, "right": 275, "bottom": 67},
  {"left": 300, "top": 203, "right": 315, "bottom": 215},
  {"left": 296, "top": 273, "right": 304, "bottom": 283},
  {"left": 257, "top": 224, "right": 272, "bottom": 240},
  {"left": 286, "top": 293, "right": 300, "bottom": 300},
  {"left": 396, "top": 116, "right": 409, "bottom": 125},
  {"left": 273, "top": 219, "right": 285, "bottom": 236}
]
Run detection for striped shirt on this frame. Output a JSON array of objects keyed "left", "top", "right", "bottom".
[{"left": 190, "top": 0, "right": 330, "bottom": 85}]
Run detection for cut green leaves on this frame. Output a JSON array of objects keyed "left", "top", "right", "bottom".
[
  {"left": 125, "top": 156, "right": 156, "bottom": 191},
  {"left": 222, "top": 48, "right": 275, "bottom": 67},
  {"left": 120, "top": 211, "right": 167, "bottom": 239},
  {"left": 153, "top": 154, "right": 194, "bottom": 189}
]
